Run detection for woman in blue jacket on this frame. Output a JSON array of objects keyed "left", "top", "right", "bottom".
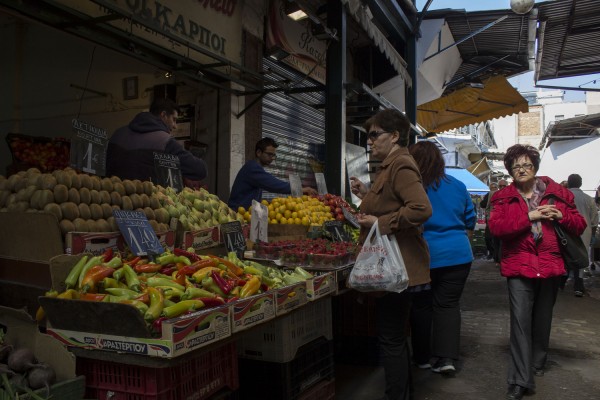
[{"left": 409, "top": 140, "right": 476, "bottom": 375}]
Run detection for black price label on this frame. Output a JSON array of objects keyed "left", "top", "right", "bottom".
[
  {"left": 342, "top": 207, "right": 360, "bottom": 228},
  {"left": 324, "top": 220, "right": 350, "bottom": 242},
  {"left": 70, "top": 119, "right": 107, "bottom": 176},
  {"left": 113, "top": 210, "right": 164, "bottom": 256},
  {"left": 221, "top": 221, "right": 246, "bottom": 257},
  {"left": 153, "top": 152, "right": 183, "bottom": 192}
]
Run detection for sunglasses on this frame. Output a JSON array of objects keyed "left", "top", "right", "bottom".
[{"left": 367, "top": 130, "right": 392, "bottom": 141}]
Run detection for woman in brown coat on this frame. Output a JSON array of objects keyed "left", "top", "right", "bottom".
[{"left": 350, "top": 109, "right": 432, "bottom": 400}]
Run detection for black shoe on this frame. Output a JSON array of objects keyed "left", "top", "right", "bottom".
[
  {"left": 534, "top": 367, "right": 544, "bottom": 377},
  {"left": 506, "top": 385, "right": 526, "bottom": 400},
  {"left": 575, "top": 290, "right": 584, "bottom": 297}
]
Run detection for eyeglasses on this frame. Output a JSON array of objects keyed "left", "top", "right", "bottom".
[
  {"left": 498, "top": 184, "right": 507, "bottom": 188},
  {"left": 262, "top": 151, "right": 277, "bottom": 158},
  {"left": 511, "top": 163, "right": 534, "bottom": 172},
  {"left": 367, "top": 130, "right": 391, "bottom": 140}
]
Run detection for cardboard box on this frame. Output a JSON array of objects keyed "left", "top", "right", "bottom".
[
  {"left": 306, "top": 272, "right": 336, "bottom": 300},
  {"left": 179, "top": 226, "right": 221, "bottom": 251},
  {"left": 65, "top": 230, "right": 175, "bottom": 255},
  {"left": 267, "top": 223, "right": 308, "bottom": 241},
  {"left": 40, "top": 254, "right": 231, "bottom": 358},
  {"left": 231, "top": 292, "right": 276, "bottom": 333},
  {"left": 45, "top": 304, "right": 231, "bottom": 358},
  {"left": 305, "top": 264, "right": 353, "bottom": 295},
  {"left": 0, "top": 306, "right": 86, "bottom": 398},
  {"left": 274, "top": 282, "right": 308, "bottom": 315}
]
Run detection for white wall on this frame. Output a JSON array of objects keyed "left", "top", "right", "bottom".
[
  {"left": 587, "top": 91, "right": 600, "bottom": 115},
  {"left": 543, "top": 102, "right": 587, "bottom": 131},
  {"left": 489, "top": 114, "right": 518, "bottom": 152}
]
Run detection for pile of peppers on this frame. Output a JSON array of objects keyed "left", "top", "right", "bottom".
[{"left": 38, "top": 248, "right": 312, "bottom": 335}]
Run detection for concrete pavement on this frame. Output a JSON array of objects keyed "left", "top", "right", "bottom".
[{"left": 336, "top": 258, "right": 600, "bottom": 400}]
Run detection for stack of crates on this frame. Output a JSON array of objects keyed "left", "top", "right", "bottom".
[
  {"left": 237, "top": 297, "right": 335, "bottom": 399},
  {"left": 76, "top": 341, "right": 238, "bottom": 400},
  {"left": 332, "top": 290, "right": 380, "bottom": 366}
]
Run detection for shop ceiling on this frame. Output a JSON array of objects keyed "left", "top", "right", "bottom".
[{"left": 539, "top": 112, "right": 600, "bottom": 149}]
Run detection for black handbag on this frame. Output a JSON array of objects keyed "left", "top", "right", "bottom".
[
  {"left": 548, "top": 198, "right": 589, "bottom": 270},
  {"left": 553, "top": 222, "right": 589, "bottom": 270}
]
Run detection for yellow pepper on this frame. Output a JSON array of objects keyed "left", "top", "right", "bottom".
[{"left": 240, "top": 275, "right": 261, "bottom": 298}]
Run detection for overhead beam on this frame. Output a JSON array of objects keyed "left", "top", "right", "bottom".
[{"left": 367, "top": 0, "right": 414, "bottom": 42}]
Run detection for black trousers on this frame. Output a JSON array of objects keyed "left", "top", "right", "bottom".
[
  {"left": 410, "top": 263, "right": 472, "bottom": 363},
  {"left": 506, "top": 276, "right": 561, "bottom": 390},
  {"left": 376, "top": 291, "right": 413, "bottom": 400}
]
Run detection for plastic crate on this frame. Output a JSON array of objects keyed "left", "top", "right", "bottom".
[
  {"left": 239, "top": 339, "right": 334, "bottom": 400},
  {"left": 332, "top": 291, "right": 378, "bottom": 337},
  {"left": 76, "top": 342, "right": 238, "bottom": 400},
  {"left": 297, "top": 378, "right": 335, "bottom": 400},
  {"left": 237, "top": 297, "right": 332, "bottom": 362},
  {"left": 334, "top": 334, "right": 381, "bottom": 366}
]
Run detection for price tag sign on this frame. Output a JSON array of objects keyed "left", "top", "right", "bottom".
[
  {"left": 70, "top": 119, "right": 107, "bottom": 176},
  {"left": 153, "top": 152, "right": 183, "bottom": 192},
  {"left": 342, "top": 208, "right": 360, "bottom": 228},
  {"left": 113, "top": 210, "right": 164, "bottom": 256},
  {"left": 288, "top": 174, "right": 303, "bottom": 197},
  {"left": 315, "top": 173, "right": 328, "bottom": 195},
  {"left": 221, "top": 221, "right": 246, "bottom": 257},
  {"left": 323, "top": 220, "right": 350, "bottom": 242},
  {"left": 250, "top": 200, "right": 268, "bottom": 243}
]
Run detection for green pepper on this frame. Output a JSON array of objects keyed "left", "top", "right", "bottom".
[
  {"left": 64, "top": 255, "right": 89, "bottom": 290},
  {"left": 104, "top": 287, "right": 140, "bottom": 298},
  {"left": 243, "top": 265, "right": 264, "bottom": 276},
  {"left": 161, "top": 299, "right": 204, "bottom": 319},
  {"left": 122, "top": 264, "right": 141, "bottom": 292},
  {"left": 104, "top": 256, "right": 123, "bottom": 269},
  {"left": 77, "top": 255, "right": 104, "bottom": 289},
  {"left": 181, "top": 286, "right": 218, "bottom": 300},
  {"left": 144, "top": 287, "right": 164, "bottom": 323},
  {"left": 146, "top": 277, "right": 185, "bottom": 292},
  {"left": 156, "top": 253, "right": 176, "bottom": 266}
]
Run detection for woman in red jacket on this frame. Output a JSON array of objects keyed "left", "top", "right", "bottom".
[{"left": 488, "top": 144, "right": 586, "bottom": 400}]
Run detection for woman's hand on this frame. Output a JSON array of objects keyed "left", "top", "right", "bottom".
[
  {"left": 350, "top": 176, "right": 368, "bottom": 199},
  {"left": 533, "top": 204, "right": 563, "bottom": 221},
  {"left": 356, "top": 213, "right": 377, "bottom": 228}
]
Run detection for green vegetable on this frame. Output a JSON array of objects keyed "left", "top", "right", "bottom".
[{"left": 64, "top": 255, "right": 88, "bottom": 290}]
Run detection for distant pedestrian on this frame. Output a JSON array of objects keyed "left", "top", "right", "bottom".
[
  {"left": 408, "top": 141, "right": 476, "bottom": 376},
  {"left": 488, "top": 144, "right": 586, "bottom": 400},
  {"left": 565, "top": 174, "right": 598, "bottom": 296},
  {"left": 480, "top": 179, "right": 507, "bottom": 262}
]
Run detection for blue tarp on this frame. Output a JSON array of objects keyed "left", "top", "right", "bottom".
[{"left": 445, "top": 167, "right": 489, "bottom": 195}]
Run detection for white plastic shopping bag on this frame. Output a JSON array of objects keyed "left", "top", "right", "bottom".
[{"left": 347, "top": 221, "right": 409, "bottom": 293}]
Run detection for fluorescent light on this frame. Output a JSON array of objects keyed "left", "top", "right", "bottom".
[{"left": 288, "top": 10, "right": 308, "bottom": 21}]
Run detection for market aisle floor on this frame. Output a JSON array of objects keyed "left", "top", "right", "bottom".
[{"left": 334, "top": 258, "right": 600, "bottom": 400}]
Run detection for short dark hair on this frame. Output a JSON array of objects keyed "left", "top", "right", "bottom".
[
  {"left": 255, "top": 137, "right": 278, "bottom": 154},
  {"left": 149, "top": 98, "right": 180, "bottom": 116},
  {"left": 503, "top": 144, "right": 540, "bottom": 177},
  {"left": 364, "top": 109, "right": 411, "bottom": 147},
  {"left": 567, "top": 174, "right": 582, "bottom": 188},
  {"left": 409, "top": 140, "right": 446, "bottom": 189}
]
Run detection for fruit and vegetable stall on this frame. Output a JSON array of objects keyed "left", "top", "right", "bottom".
[{"left": 0, "top": 167, "right": 365, "bottom": 400}]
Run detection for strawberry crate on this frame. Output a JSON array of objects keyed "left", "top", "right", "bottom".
[
  {"left": 297, "top": 378, "right": 335, "bottom": 400},
  {"left": 76, "top": 342, "right": 238, "bottom": 400},
  {"left": 238, "top": 338, "right": 334, "bottom": 400},
  {"left": 237, "top": 297, "right": 332, "bottom": 363}
]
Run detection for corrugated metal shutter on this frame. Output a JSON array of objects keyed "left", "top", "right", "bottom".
[{"left": 261, "top": 58, "right": 325, "bottom": 199}]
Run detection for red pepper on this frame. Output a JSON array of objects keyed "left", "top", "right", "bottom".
[
  {"left": 260, "top": 283, "right": 269, "bottom": 292},
  {"left": 174, "top": 248, "right": 201, "bottom": 262},
  {"left": 198, "top": 296, "right": 226, "bottom": 307},
  {"left": 236, "top": 279, "right": 247, "bottom": 287},
  {"left": 160, "top": 265, "right": 177, "bottom": 275},
  {"left": 124, "top": 256, "right": 142, "bottom": 266},
  {"left": 134, "top": 263, "right": 162, "bottom": 273},
  {"left": 102, "top": 248, "right": 114, "bottom": 263},
  {"left": 176, "top": 259, "right": 218, "bottom": 278},
  {"left": 226, "top": 296, "right": 239, "bottom": 303},
  {"left": 152, "top": 316, "right": 167, "bottom": 336},
  {"left": 211, "top": 270, "right": 232, "bottom": 294},
  {"left": 135, "top": 292, "right": 150, "bottom": 304},
  {"left": 81, "top": 265, "right": 116, "bottom": 293},
  {"left": 79, "top": 293, "right": 106, "bottom": 301}
]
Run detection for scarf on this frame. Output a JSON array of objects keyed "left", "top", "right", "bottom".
[{"left": 523, "top": 178, "right": 546, "bottom": 243}]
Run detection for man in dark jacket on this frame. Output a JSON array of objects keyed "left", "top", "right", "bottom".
[
  {"left": 228, "top": 137, "right": 316, "bottom": 211},
  {"left": 106, "top": 98, "right": 207, "bottom": 185}
]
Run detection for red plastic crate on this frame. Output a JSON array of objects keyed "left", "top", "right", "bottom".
[{"left": 77, "top": 342, "right": 238, "bottom": 400}]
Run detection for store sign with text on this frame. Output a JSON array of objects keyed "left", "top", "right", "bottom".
[
  {"left": 266, "top": 0, "right": 327, "bottom": 84},
  {"left": 55, "top": 0, "right": 242, "bottom": 65}
]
